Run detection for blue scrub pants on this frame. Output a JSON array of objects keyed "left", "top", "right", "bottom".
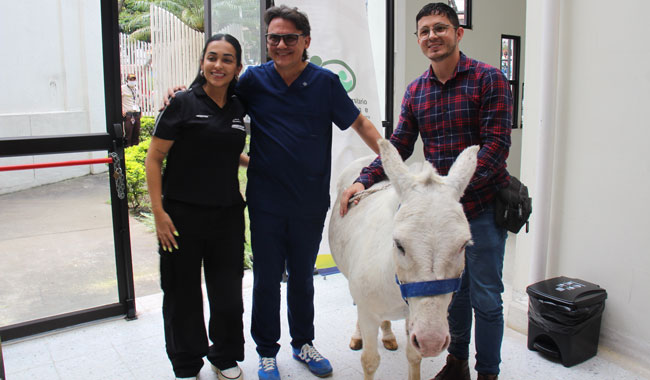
[
  {"left": 249, "top": 207, "right": 326, "bottom": 358},
  {"left": 447, "top": 205, "right": 507, "bottom": 375}
]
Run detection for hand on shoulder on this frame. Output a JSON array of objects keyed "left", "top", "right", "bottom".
[{"left": 159, "top": 85, "right": 188, "bottom": 110}]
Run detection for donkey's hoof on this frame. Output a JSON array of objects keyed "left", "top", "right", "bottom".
[
  {"left": 382, "top": 338, "right": 398, "bottom": 351},
  {"left": 349, "top": 338, "right": 363, "bottom": 351}
]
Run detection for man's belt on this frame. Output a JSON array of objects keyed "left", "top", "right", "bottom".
[{"left": 125, "top": 111, "right": 141, "bottom": 116}]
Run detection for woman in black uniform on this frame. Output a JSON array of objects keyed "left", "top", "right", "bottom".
[{"left": 145, "top": 34, "right": 248, "bottom": 380}]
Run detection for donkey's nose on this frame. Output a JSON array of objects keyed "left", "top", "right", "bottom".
[{"left": 410, "top": 330, "right": 450, "bottom": 357}]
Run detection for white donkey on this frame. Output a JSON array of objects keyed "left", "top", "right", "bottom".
[{"left": 329, "top": 139, "right": 478, "bottom": 380}]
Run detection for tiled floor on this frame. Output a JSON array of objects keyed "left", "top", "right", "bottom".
[{"left": 2, "top": 271, "right": 648, "bottom": 380}]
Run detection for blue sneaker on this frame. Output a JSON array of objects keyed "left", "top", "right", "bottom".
[
  {"left": 258, "top": 356, "right": 280, "bottom": 380},
  {"left": 292, "top": 343, "right": 333, "bottom": 377}
]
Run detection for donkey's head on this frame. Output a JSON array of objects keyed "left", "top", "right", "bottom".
[{"left": 379, "top": 139, "right": 478, "bottom": 357}]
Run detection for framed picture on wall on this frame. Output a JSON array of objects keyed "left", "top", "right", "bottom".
[
  {"left": 501, "top": 35, "right": 521, "bottom": 128},
  {"left": 448, "top": 0, "right": 472, "bottom": 29}
]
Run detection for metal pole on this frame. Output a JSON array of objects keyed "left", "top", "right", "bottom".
[
  {"left": 101, "top": 0, "right": 122, "bottom": 136},
  {"left": 260, "top": 0, "right": 274, "bottom": 63},
  {"left": 100, "top": 0, "right": 137, "bottom": 320},
  {"left": 383, "top": 0, "right": 395, "bottom": 138},
  {"left": 204, "top": 0, "right": 212, "bottom": 39},
  {"left": 0, "top": 337, "right": 5, "bottom": 380}
]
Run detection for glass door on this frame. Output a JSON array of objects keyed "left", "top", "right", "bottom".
[{"left": 0, "top": 0, "right": 135, "bottom": 341}]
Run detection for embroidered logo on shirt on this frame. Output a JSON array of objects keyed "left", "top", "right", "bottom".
[
  {"left": 231, "top": 118, "right": 246, "bottom": 132},
  {"left": 196, "top": 114, "right": 211, "bottom": 118}
]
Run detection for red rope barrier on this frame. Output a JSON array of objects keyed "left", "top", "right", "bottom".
[{"left": 0, "top": 158, "right": 113, "bottom": 172}]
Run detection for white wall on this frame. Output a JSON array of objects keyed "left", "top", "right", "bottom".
[
  {"left": 515, "top": 0, "right": 650, "bottom": 373},
  {"left": 0, "top": 0, "right": 107, "bottom": 194},
  {"left": 396, "top": 0, "right": 525, "bottom": 179},
  {"left": 460, "top": 0, "right": 526, "bottom": 178},
  {"left": 367, "top": 0, "right": 386, "bottom": 122}
]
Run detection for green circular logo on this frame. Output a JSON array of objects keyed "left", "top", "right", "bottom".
[{"left": 311, "top": 55, "right": 356, "bottom": 93}]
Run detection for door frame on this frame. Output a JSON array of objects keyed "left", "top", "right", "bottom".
[{"left": 0, "top": 0, "right": 136, "bottom": 342}]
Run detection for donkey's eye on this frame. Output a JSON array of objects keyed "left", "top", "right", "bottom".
[{"left": 394, "top": 240, "right": 405, "bottom": 255}]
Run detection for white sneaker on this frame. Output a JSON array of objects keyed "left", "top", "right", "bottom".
[{"left": 212, "top": 363, "right": 244, "bottom": 380}]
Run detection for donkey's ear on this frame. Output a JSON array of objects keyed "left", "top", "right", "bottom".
[
  {"left": 445, "top": 145, "right": 479, "bottom": 200},
  {"left": 379, "top": 139, "right": 412, "bottom": 195}
]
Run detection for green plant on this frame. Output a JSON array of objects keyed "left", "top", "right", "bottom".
[
  {"left": 239, "top": 166, "right": 252, "bottom": 269},
  {"left": 119, "top": 0, "right": 150, "bottom": 37},
  {"left": 140, "top": 116, "right": 155, "bottom": 139},
  {"left": 124, "top": 137, "right": 152, "bottom": 210},
  {"left": 120, "top": 0, "right": 205, "bottom": 42}
]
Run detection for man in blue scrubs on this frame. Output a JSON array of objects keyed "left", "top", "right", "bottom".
[{"left": 238, "top": 6, "right": 381, "bottom": 380}]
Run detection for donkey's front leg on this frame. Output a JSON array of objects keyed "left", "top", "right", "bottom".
[
  {"left": 352, "top": 319, "right": 397, "bottom": 351},
  {"left": 405, "top": 316, "right": 422, "bottom": 380},
  {"left": 380, "top": 320, "right": 398, "bottom": 350},
  {"left": 358, "top": 308, "right": 381, "bottom": 380}
]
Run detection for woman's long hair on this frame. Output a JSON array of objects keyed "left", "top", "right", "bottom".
[{"left": 189, "top": 33, "right": 242, "bottom": 98}]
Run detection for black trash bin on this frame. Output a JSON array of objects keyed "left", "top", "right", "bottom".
[{"left": 526, "top": 276, "right": 607, "bottom": 367}]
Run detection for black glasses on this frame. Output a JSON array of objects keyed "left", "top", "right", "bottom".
[{"left": 265, "top": 33, "right": 305, "bottom": 46}]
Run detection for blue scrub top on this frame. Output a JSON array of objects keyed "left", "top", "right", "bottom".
[{"left": 237, "top": 61, "right": 360, "bottom": 217}]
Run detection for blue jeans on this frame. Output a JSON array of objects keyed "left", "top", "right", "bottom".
[{"left": 447, "top": 206, "right": 507, "bottom": 375}]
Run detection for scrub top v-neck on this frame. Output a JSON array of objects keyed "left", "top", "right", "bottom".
[{"left": 237, "top": 61, "right": 360, "bottom": 217}]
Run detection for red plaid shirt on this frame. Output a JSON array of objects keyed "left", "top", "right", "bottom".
[{"left": 356, "top": 53, "right": 512, "bottom": 220}]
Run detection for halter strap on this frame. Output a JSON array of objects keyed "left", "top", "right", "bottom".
[{"left": 395, "top": 274, "right": 462, "bottom": 302}]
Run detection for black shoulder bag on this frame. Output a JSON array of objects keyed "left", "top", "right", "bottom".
[{"left": 495, "top": 176, "right": 532, "bottom": 233}]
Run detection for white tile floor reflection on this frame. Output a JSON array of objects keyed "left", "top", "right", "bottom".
[{"left": 2, "top": 271, "right": 648, "bottom": 380}]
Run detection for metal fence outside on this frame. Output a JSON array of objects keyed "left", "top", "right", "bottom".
[{"left": 119, "top": 4, "right": 205, "bottom": 117}]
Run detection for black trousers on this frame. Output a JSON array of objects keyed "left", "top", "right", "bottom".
[
  {"left": 160, "top": 198, "right": 245, "bottom": 378},
  {"left": 123, "top": 112, "right": 141, "bottom": 147}
]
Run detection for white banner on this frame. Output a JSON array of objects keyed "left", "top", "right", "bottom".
[{"left": 281, "top": 0, "right": 383, "bottom": 256}]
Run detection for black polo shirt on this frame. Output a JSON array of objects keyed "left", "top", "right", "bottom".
[{"left": 153, "top": 86, "right": 246, "bottom": 207}]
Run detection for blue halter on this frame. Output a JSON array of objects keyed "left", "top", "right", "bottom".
[{"left": 395, "top": 274, "right": 463, "bottom": 303}]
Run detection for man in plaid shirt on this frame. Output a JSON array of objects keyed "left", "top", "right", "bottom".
[{"left": 339, "top": 3, "right": 512, "bottom": 380}]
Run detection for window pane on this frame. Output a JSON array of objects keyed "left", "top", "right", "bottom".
[
  {"left": 0, "top": 3, "right": 107, "bottom": 139},
  {"left": 500, "top": 36, "right": 520, "bottom": 128},
  {"left": 0, "top": 3, "right": 110, "bottom": 209},
  {"left": 211, "top": 0, "right": 262, "bottom": 70},
  {"left": 449, "top": 0, "right": 469, "bottom": 27},
  {"left": 0, "top": 167, "right": 119, "bottom": 326},
  {"left": 501, "top": 37, "right": 516, "bottom": 80}
]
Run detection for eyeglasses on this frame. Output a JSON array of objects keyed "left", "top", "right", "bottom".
[
  {"left": 265, "top": 33, "right": 305, "bottom": 46},
  {"left": 415, "top": 24, "right": 455, "bottom": 39}
]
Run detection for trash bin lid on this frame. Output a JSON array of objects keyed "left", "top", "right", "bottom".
[{"left": 526, "top": 276, "right": 607, "bottom": 308}]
